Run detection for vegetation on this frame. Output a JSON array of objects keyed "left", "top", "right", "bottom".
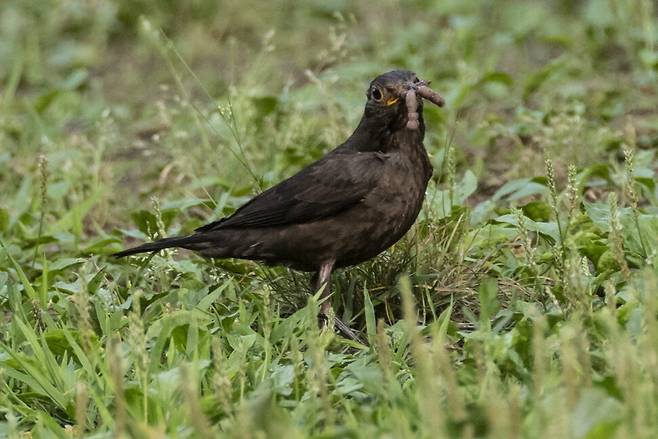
[{"left": 1, "top": 0, "right": 657, "bottom": 437}]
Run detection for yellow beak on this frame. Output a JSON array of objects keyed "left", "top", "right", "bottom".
[{"left": 386, "top": 97, "right": 400, "bottom": 106}]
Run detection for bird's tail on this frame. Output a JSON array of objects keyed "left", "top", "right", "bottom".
[{"left": 113, "top": 234, "right": 206, "bottom": 258}]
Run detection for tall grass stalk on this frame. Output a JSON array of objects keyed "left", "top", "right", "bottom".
[{"left": 31, "top": 153, "right": 48, "bottom": 269}]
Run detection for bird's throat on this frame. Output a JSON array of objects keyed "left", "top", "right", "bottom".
[{"left": 344, "top": 110, "right": 425, "bottom": 153}]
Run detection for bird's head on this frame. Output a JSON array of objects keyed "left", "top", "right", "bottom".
[{"left": 364, "top": 70, "right": 444, "bottom": 132}]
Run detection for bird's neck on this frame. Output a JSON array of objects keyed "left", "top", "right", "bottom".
[
  {"left": 394, "top": 128, "right": 433, "bottom": 179},
  {"left": 336, "top": 112, "right": 432, "bottom": 182},
  {"left": 341, "top": 112, "right": 426, "bottom": 153}
]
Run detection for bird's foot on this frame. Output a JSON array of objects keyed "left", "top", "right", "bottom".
[
  {"left": 333, "top": 316, "right": 367, "bottom": 345},
  {"left": 318, "top": 312, "right": 330, "bottom": 331},
  {"left": 319, "top": 312, "right": 367, "bottom": 345}
]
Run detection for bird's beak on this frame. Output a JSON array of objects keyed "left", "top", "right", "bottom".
[{"left": 386, "top": 97, "right": 400, "bottom": 106}]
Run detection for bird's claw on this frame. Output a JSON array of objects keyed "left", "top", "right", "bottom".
[
  {"left": 318, "top": 312, "right": 330, "bottom": 330},
  {"left": 319, "top": 312, "right": 368, "bottom": 345}
]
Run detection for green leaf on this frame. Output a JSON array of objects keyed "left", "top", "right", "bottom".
[
  {"left": 522, "top": 201, "right": 552, "bottom": 222},
  {"left": 0, "top": 207, "right": 9, "bottom": 232},
  {"left": 478, "top": 278, "right": 499, "bottom": 330},
  {"left": 570, "top": 388, "right": 622, "bottom": 438},
  {"left": 251, "top": 96, "right": 280, "bottom": 117},
  {"left": 455, "top": 170, "right": 478, "bottom": 204},
  {"left": 524, "top": 56, "right": 567, "bottom": 99},
  {"left": 49, "top": 188, "right": 104, "bottom": 235},
  {"left": 433, "top": 298, "right": 453, "bottom": 343},
  {"left": 363, "top": 285, "right": 376, "bottom": 346},
  {"left": 0, "top": 239, "right": 38, "bottom": 301},
  {"left": 494, "top": 214, "right": 560, "bottom": 242},
  {"left": 429, "top": 170, "right": 478, "bottom": 219},
  {"left": 489, "top": 178, "right": 549, "bottom": 202}
]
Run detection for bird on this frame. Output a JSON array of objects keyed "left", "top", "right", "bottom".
[{"left": 114, "top": 69, "right": 444, "bottom": 341}]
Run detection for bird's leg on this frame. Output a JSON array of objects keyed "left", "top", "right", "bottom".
[
  {"left": 313, "top": 260, "right": 366, "bottom": 344},
  {"left": 314, "top": 260, "right": 335, "bottom": 320}
]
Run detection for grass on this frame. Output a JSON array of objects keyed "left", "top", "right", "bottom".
[{"left": 1, "top": 0, "right": 658, "bottom": 437}]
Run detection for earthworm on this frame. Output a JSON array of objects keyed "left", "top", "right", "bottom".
[
  {"left": 405, "top": 83, "right": 445, "bottom": 130},
  {"left": 416, "top": 84, "right": 445, "bottom": 107},
  {"left": 405, "top": 89, "right": 420, "bottom": 130}
]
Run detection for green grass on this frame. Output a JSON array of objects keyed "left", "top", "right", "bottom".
[{"left": 1, "top": 0, "right": 658, "bottom": 437}]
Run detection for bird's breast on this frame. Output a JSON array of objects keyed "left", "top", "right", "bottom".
[
  {"left": 331, "top": 147, "right": 430, "bottom": 264},
  {"left": 255, "top": 138, "right": 433, "bottom": 270}
]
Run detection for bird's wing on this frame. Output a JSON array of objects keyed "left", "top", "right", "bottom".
[{"left": 196, "top": 152, "right": 389, "bottom": 232}]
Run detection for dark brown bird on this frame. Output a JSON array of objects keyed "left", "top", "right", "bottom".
[{"left": 115, "top": 70, "right": 444, "bottom": 339}]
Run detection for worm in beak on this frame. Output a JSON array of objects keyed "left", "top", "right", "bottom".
[{"left": 405, "top": 80, "right": 445, "bottom": 130}]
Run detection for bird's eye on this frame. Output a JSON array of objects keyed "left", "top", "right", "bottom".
[
  {"left": 371, "top": 87, "right": 383, "bottom": 101},
  {"left": 413, "top": 76, "right": 420, "bottom": 83}
]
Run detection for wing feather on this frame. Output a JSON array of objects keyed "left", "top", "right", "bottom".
[{"left": 196, "top": 152, "right": 388, "bottom": 232}]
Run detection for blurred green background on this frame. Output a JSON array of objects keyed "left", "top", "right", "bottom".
[
  {"left": 2, "top": 0, "right": 656, "bottom": 220},
  {"left": 2, "top": 0, "right": 658, "bottom": 437}
]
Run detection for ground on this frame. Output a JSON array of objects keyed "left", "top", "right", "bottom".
[{"left": 1, "top": 0, "right": 658, "bottom": 437}]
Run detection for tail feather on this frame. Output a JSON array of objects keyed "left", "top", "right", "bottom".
[{"left": 113, "top": 235, "right": 205, "bottom": 257}]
